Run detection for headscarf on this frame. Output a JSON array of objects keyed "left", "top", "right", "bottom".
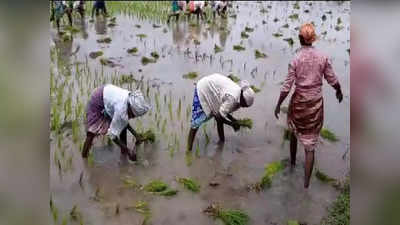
[
  {"left": 299, "top": 23, "right": 317, "bottom": 44},
  {"left": 238, "top": 80, "right": 255, "bottom": 107},
  {"left": 128, "top": 90, "right": 150, "bottom": 117}
]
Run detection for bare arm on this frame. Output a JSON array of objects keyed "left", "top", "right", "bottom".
[{"left": 275, "top": 61, "right": 296, "bottom": 119}]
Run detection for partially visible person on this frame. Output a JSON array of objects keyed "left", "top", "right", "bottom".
[
  {"left": 73, "top": 0, "right": 86, "bottom": 18},
  {"left": 213, "top": 0, "right": 228, "bottom": 19},
  {"left": 187, "top": 73, "right": 255, "bottom": 152},
  {"left": 92, "top": 0, "right": 108, "bottom": 18},
  {"left": 51, "top": 1, "right": 73, "bottom": 33},
  {"left": 186, "top": 1, "right": 207, "bottom": 21},
  {"left": 82, "top": 84, "right": 150, "bottom": 162},
  {"left": 274, "top": 23, "right": 343, "bottom": 188},
  {"left": 167, "top": 0, "right": 182, "bottom": 23}
]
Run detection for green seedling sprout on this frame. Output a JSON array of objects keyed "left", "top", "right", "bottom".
[
  {"left": 320, "top": 128, "right": 339, "bottom": 142},
  {"left": 177, "top": 177, "right": 200, "bottom": 192},
  {"left": 183, "top": 72, "right": 198, "bottom": 79}
]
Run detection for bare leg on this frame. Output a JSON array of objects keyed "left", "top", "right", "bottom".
[
  {"left": 67, "top": 10, "right": 73, "bottom": 26},
  {"left": 56, "top": 19, "right": 60, "bottom": 33},
  {"left": 304, "top": 150, "right": 315, "bottom": 188},
  {"left": 82, "top": 132, "right": 95, "bottom": 158},
  {"left": 216, "top": 119, "right": 225, "bottom": 143},
  {"left": 290, "top": 132, "right": 297, "bottom": 168},
  {"left": 187, "top": 128, "right": 198, "bottom": 152},
  {"left": 119, "top": 127, "right": 128, "bottom": 155}
]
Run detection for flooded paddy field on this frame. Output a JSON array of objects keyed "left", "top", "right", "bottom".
[{"left": 50, "top": 1, "right": 350, "bottom": 225}]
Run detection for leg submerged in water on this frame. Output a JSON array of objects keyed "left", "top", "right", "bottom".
[
  {"left": 304, "top": 150, "right": 315, "bottom": 188},
  {"left": 290, "top": 132, "right": 297, "bottom": 168},
  {"left": 187, "top": 128, "right": 198, "bottom": 152},
  {"left": 216, "top": 119, "right": 225, "bottom": 143},
  {"left": 82, "top": 132, "right": 95, "bottom": 158}
]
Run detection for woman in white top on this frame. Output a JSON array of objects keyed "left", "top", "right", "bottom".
[
  {"left": 82, "top": 84, "right": 150, "bottom": 161},
  {"left": 187, "top": 73, "right": 255, "bottom": 151}
]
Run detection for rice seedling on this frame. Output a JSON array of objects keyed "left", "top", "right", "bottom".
[
  {"left": 127, "top": 47, "right": 138, "bottom": 54},
  {"left": 337, "top": 17, "right": 342, "bottom": 25},
  {"left": 159, "top": 188, "right": 178, "bottom": 196},
  {"left": 233, "top": 45, "right": 246, "bottom": 51},
  {"left": 61, "top": 33, "right": 72, "bottom": 42},
  {"left": 141, "top": 56, "right": 157, "bottom": 65},
  {"left": 96, "top": 37, "right": 112, "bottom": 43},
  {"left": 237, "top": 118, "right": 253, "bottom": 129},
  {"left": 126, "top": 200, "right": 151, "bottom": 224},
  {"left": 182, "top": 72, "right": 198, "bottom": 79},
  {"left": 287, "top": 220, "right": 300, "bottom": 225},
  {"left": 138, "top": 129, "right": 156, "bottom": 143},
  {"left": 320, "top": 128, "right": 339, "bottom": 142},
  {"left": 204, "top": 203, "right": 250, "bottom": 225},
  {"left": 315, "top": 169, "right": 337, "bottom": 183},
  {"left": 161, "top": 118, "right": 167, "bottom": 134},
  {"left": 244, "top": 26, "right": 254, "bottom": 32},
  {"left": 177, "top": 177, "right": 200, "bottom": 192},
  {"left": 169, "top": 143, "right": 175, "bottom": 158},
  {"left": 120, "top": 74, "right": 136, "bottom": 84},
  {"left": 61, "top": 214, "right": 68, "bottom": 225},
  {"left": 100, "top": 57, "right": 116, "bottom": 67},
  {"left": 255, "top": 50, "right": 267, "bottom": 59},
  {"left": 91, "top": 186, "right": 103, "bottom": 202},
  {"left": 152, "top": 23, "right": 161, "bottom": 28},
  {"left": 136, "top": 33, "right": 147, "bottom": 39},
  {"left": 250, "top": 85, "right": 261, "bottom": 93},
  {"left": 195, "top": 141, "right": 200, "bottom": 157},
  {"left": 273, "top": 32, "right": 283, "bottom": 38},
  {"left": 177, "top": 98, "right": 182, "bottom": 119},
  {"left": 289, "top": 13, "right": 299, "bottom": 20},
  {"left": 71, "top": 119, "right": 80, "bottom": 143},
  {"left": 70, "top": 205, "right": 82, "bottom": 221},
  {"left": 227, "top": 74, "right": 240, "bottom": 83},
  {"left": 240, "top": 31, "right": 249, "bottom": 39},
  {"left": 293, "top": 2, "right": 300, "bottom": 10},
  {"left": 89, "top": 51, "right": 103, "bottom": 59},
  {"left": 150, "top": 51, "right": 159, "bottom": 59},
  {"left": 282, "top": 23, "right": 289, "bottom": 28},
  {"left": 50, "top": 196, "right": 58, "bottom": 223},
  {"left": 214, "top": 44, "right": 223, "bottom": 53},
  {"left": 143, "top": 180, "right": 168, "bottom": 192},
  {"left": 65, "top": 25, "right": 80, "bottom": 33},
  {"left": 283, "top": 38, "right": 294, "bottom": 47},
  {"left": 193, "top": 39, "right": 201, "bottom": 45},
  {"left": 258, "top": 160, "right": 285, "bottom": 190}
]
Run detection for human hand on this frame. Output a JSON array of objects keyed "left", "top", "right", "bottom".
[
  {"left": 336, "top": 89, "right": 343, "bottom": 103},
  {"left": 274, "top": 105, "right": 280, "bottom": 119},
  {"left": 232, "top": 122, "right": 240, "bottom": 132}
]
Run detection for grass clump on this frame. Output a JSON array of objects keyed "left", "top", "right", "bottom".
[
  {"left": 250, "top": 85, "right": 261, "bottom": 93},
  {"left": 227, "top": 74, "right": 240, "bottom": 83},
  {"left": 320, "top": 128, "right": 339, "bottom": 142},
  {"left": 244, "top": 26, "right": 254, "bottom": 32},
  {"left": 233, "top": 45, "right": 246, "bottom": 51},
  {"left": 321, "top": 182, "right": 349, "bottom": 225},
  {"left": 237, "top": 118, "right": 253, "bottom": 129},
  {"left": 315, "top": 169, "right": 337, "bottom": 183},
  {"left": 89, "top": 51, "right": 103, "bottom": 59},
  {"left": 240, "top": 31, "right": 249, "bottom": 39},
  {"left": 127, "top": 47, "right": 138, "bottom": 54},
  {"left": 177, "top": 177, "right": 200, "bottom": 192},
  {"left": 255, "top": 50, "right": 267, "bottom": 59},
  {"left": 96, "top": 37, "right": 112, "bottom": 43},
  {"left": 183, "top": 72, "right": 198, "bottom": 80},
  {"left": 214, "top": 44, "right": 223, "bottom": 54},
  {"left": 204, "top": 203, "right": 250, "bottom": 225},
  {"left": 141, "top": 56, "right": 156, "bottom": 65}
]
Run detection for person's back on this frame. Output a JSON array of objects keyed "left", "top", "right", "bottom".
[
  {"left": 103, "top": 84, "right": 130, "bottom": 118},
  {"left": 196, "top": 73, "right": 241, "bottom": 116}
]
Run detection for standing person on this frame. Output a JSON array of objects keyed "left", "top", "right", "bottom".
[
  {"left": 92, "top": 0, "right": 108, "bottom": 18},
  {"left": 274, "top": 23, "right": 343, "bottom": 188},
  {"left": 82, "top": 84, "right": 150, "bottom": 161},
  {"left": 167, "top": 0, "right": 181, "bottom": 24},
  {"left": 51, "top": 1, "right": 73, "bottom": 33},
  {"left": 187, "top": 73, "right": 255, "bottom": 151}
]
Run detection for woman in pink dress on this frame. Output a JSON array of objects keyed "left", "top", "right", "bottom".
[{"left": 274, "top": 23, "right": 343, "bottom": 188}]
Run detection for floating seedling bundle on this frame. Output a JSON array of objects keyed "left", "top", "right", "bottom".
[
  {"left": 233, "top": 45, "right": 246, "bottom": 51},
  {"left": 204, "top": 203, "right": 250, "bottom": 225},
  {"left": 182, "top": 72, "right": 198, "bottom": 79},
  {"left": 177, "top": 177, "right": 200, "bottom": 192},
  {"left": 97, "top": 37, "right": 112, "bottom": 43},
  {"left": 249, "top": 160, "right": 286, "bottom": 191},
  {"left": 255, "top": 50, "right": 267, "bottom": 59},
  {"left": 237, "top": 118, "right": 253, "bottom": 129},
  {"left": 143, "top": 180, "right": 178, "bottom": 196},
  {"left": 127, "top": 47, "right": 138, "bottom": 54},
  {"left": 320, "top": 128, "right": 338, "bottom": 142}
]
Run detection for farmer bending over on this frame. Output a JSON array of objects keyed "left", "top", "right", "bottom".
[
  {"left": 187, "top": 73, "right": 255, "bottom": 151},
  {"left": 82, "top": 84, "right": 150, "bottom": 161},
  {"left": 274, "top": 23, "right": 343, "bottom": 188},
  {"left": 92, "top": 0, "right": 108, "bottom": 18}
]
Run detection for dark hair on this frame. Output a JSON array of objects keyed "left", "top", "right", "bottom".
[{"left": 299, "top": 35, "right": 312, "bottom": 46}]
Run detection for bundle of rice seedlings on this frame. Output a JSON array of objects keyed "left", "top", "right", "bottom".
[
  {"left": 177, "top": 177, "right": 200, "bottom": 192},
  {"left": 272, "top": 32, "right": 283, "bottom": 38},
  {"left": 233, "top": 45, "right": 246, "bottom": 51},
  {"left": 138, "top": 129, "right": 156, "bottom": 143},
  {"left": 244, "top": 26, "right": 254, "bottom": 32},
  {"left": 141, "top": 56, "right": 156, "bottom": 65},
  {"left": 320, "top": 128, "right": 339, "bottom": 142},
  {"left": 182, "top": 72, "right": 198, "bottom": 79},
  {"left": 241, "top": 31, "right": 249, "bottom": 39},
  {"left": 143, "top": 180, "right": 168, "bottom": 192},
  {"left": 250, "top": 85, "right": 261, "bottom": 93},
  {"left": 127, "top": 47, "right": 138, "bottom": 54},
  {"left": 159, "top": 188, "right": 178, "bottom": 196},
  {"left": 289, "top": 13, "right": 299, "bottom": 20},
  {"left": 214, "top": 44, "right": 223, "bottom": 53},
  {"left": 136, "top": 34, "right": 147, "bottom": 39},
  {"left": 96, "top": 37, "right": 112, "bottom": 43},
  {"left": 150, "top": 51, "right": 159, "bottom": 59},
  {"left": 248, "top": 160, "right": 286, "bottom": 191},
  {"left": 255, "top": 50, "right": 267, "bottom": 59},
  {"left": 204, "top": 203, "right": 250, "bottom": 225},
  {"left": 237, "top": 118, "right": 253, "bottom": 129}
]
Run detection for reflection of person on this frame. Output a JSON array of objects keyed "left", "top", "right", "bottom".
[
  {"left": 73, "top": 0, "right": 85, "bottom": 18},
  {"left": 212, "top": 1, "right": 228, "bottom": 18},
  {"left": 274, "top": 23, "right": 343, "bottom": 188},
  {"left": 167, "top": 1, "right": 182, "bottom": 23},
  {"left": 171, "top": 22, "right": 184, "bottom": 47},
  {"left": 82, "top": 84, "right": 150, "bottom": 162},
  {"left": 187, "top": 74, "right": 255, "bottom": 151},
  {"left": 92, "top": 0, "right": 108, "bottom": 18},
  {"left": 94, "top": 16, "right": 107, "bottom": 35}
]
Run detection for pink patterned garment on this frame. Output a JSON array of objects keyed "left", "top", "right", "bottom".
[{"left": 281, "top": 46, "right": 338, "bottom": 150}]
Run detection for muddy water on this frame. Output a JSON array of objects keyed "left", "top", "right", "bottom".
[{"left": 50, "top": 2, "right": 350, "bottom": 225}]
